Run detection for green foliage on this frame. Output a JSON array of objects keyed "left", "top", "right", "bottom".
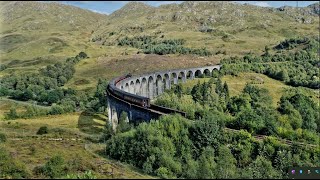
[
  {"left": 243, "top": 84, "right": 272, "bottom": 108},
  {"left": 65, "top": 170, "right": 96, "bottom": 179},
  {"left": 174, "top": 83, "right": 183, "bottom": 98},
  {"left": 77, "top": 51, "right": 88, "bottom": 59},
  {"left": 220, "top": 37, "right": 320, "bottom": 89},
  {"left": 242, "top": 156, "right": 282, "bottom": 179},
  {"left": 215, "top": 145, "right": 237, "bottom": 179},
  {"left": 279, "top": 93, "right": 318, "bottom": 132},
  {"left": 116, "top": 111, "right": 131, "bottom": 133},
  {"left": 0, "top": 132, "right": 7, "bottom": 143},
  {"left": 49, "top": 105, "right": 65, "bottom": 115},
  {"left": 22, "top": 105, "right": 49, "bottom": 118},
  {"left": 37, "top": 126, "right": 49, "bottom": 135},
  {"left": 4, "top": 106, "right": 19, "bottom": 120},
  {"left": 118, "top": 35, "right": 212, "bottom": 56},
  {"left": 0, "top": 52, "right": 88, "bottom": 110},
  {"left": 91, "top": 78, "right": 109, "bottom": 112},
  {"left": 155, "top": 167, "right": 175, "bottom": 179},
  {"left": 189, "top": 112, "right": 223, "bottom": 156},
  {"left": 0, "top": 147, "right": 30, "bottom": 179},
  {"left": 34, "top": 155, "right": 66, "bottom": 178},
  {"left": 197, "top": 147, "right": 216, "bottom": 179},
  {"left": 233, "top": 108, "right": 264, "bottom": 134},
  {"left": 106, "top": 115, "right": 193, "bottom": 178},
  {"left": 227, "top": 93, "right": 251, "bottom": 115},
  {"left": 274, "top": 37, "right": 311, "bottom": 50}
]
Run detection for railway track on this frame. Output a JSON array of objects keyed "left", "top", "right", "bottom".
[{"left": 224, "top": 127, "right": 318, "bottom": 148}]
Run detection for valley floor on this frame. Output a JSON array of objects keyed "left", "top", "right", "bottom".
[{"left": 0, "top": 112, "right": 154, "bottom": 179}]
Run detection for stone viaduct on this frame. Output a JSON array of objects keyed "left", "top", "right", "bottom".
[
  {"left": 116, "top": 65, "right": 221, "bottom": 98},
  {"left": 107, "top": 65, "right": 221, "bottom": 129}
]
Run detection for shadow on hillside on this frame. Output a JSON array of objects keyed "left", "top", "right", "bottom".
[{"left": 77, "top": 110, "right": 106, "bottom": 135}]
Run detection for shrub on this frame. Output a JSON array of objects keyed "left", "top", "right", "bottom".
[
  {"left": 34, "top": 155, "right": 66, "bottom": 178},
  {"left": 37, "top": 126, "right": 48, "bottom": 135},
  {"left": 49, "top": 105, "right": 64, "bottom": 115},
  {"left": 65, "top": 170, "right": 96, "bottom": 179},
  {"left": 0, "top": 147, "right": 30, "bottom": 178},
  {"left": 4, "top": 107, "right": 19, "bottom": 120},
  {"left": 0, "top": 132, "right": 7, "bottom": 143}
]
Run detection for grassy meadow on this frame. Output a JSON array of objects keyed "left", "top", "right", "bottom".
[
  {"left": 0, "top": 110, "right": 154, "bottom": 179},
  {"left": 221, "top": 73, "right": 320, "bottom": 107}
]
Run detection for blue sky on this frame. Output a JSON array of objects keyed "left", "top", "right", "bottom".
[{"left": 49, "top": 1, "right": 319, "bottom": 15}]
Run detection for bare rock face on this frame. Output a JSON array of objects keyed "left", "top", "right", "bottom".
[
  {"left": 307, "top": 2, "right": 320, "bottom": 15},
  {"left": 172, "top": 12, "right": 183, "bottom": 21},
  {"left": 302, "top": 17, "right": 312, "bottom": 24}
]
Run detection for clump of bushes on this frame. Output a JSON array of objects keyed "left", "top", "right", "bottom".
[
  {"left": 33, "top": 155, "right": 66, "bottom": 178},
  {"left": 0, "top": 147, "right": 30, "bottom": 178},
  {"left": 37, "top": 126, "right": 49, "bottom": 135},
  {"left": 0, "top": 132, "right": 7, "bottom": 143},
  {"left": 117, "top": 35, "right": 213, "bottom": 56}
]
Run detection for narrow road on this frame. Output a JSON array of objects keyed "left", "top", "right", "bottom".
[{"left": 0, "top": 97, "right": 51, "bottom": 109}]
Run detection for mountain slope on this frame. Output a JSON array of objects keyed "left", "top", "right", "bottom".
[
  {"left": 0, "top": 1, "right": 319, "bottom": 81},
  {"left": 0, "top": 1, "right": 107, "bottom": 33},
  {"left": 92, "top": 1, "right": 319, "bottom": 56},
  {"left": 0, "top": 1, "right": 108, "bottom": 71}
]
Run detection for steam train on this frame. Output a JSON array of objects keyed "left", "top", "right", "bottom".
[
  {"left": 107, "top": 74, "right": 187, "bottom": 117},
  {"left": 107, "top": 74, "right": 151, "bottom": 107}
]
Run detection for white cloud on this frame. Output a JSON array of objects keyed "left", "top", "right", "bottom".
[
  {"left": 253, "top": 2, "right": 271, "bottom": 7},
  {"left": 89, "top": 9, "right": 109, "bottom": 15}
]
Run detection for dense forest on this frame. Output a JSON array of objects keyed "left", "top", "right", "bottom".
[
  {"left": 103, "top": 36, "right": 320, "bottom": 179},
  {"left": 117, "top": 35, "right": 213, "bottom": 56},
  {"left": 0, "top": 52, "right": 109, "bottom": 119}
]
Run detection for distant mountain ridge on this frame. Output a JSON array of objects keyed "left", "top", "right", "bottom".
[{"left": 0, "top": 1, "right": 319, "bottom": 69}]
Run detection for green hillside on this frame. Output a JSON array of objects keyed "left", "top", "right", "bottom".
[{"left": 1, "top": 1, "right": 319, "bottom": 82}]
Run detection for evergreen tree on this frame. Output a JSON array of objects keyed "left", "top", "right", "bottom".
[{"left": 215, "top": 145, "right": 237, "bottom": 179}]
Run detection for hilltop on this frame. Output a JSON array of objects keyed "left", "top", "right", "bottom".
[
  {"left": 0, "top": 1, "right": 108, "bottom": 74},
  {"left": 92, "top": 1, "right": 319, "bottom": 57}
]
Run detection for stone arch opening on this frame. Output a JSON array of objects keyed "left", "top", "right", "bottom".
[
  {"left": 212, "top": 68, "right": 219, "bottom": 78},
  {"left": 178, "top": 71, "right": 185, "bottom": 83},
  {"left": 156, "top": 74, "right": 163, "bottom": 96},
  {"left": 148, "top": 76, "right": 154, "bottom": 99},
  {"left": 129, "top": 81, "right": 135, "bottom": 94},
  {"left": 163, "top": 74, "right": 170, "bottom": 90},
  {"left": 141, "top": 78, "right": 147, "bottom": 97},
  {"left": 171, "top": 72, "right": 178, "bottom": 85},
  {"left": 203, "top": 69, "right": 211, "bottom": 77},
  {"left": 186, "top": 70, "right": 194, "bottom": 80},
  {"left": 124, "top": 83, "right": 129, "bottom": 92},
  {"left": 135, "top": 79, "right": 141, "bottom": 95},
  {"left": 195, "top": 70, "right": 202, "bottom": 78},
  {"left": 119, "top": 110, "right": 129, "bottom": 123},
  {"left": 111, "top": 107, "right": 118, "bottom": 131}
]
